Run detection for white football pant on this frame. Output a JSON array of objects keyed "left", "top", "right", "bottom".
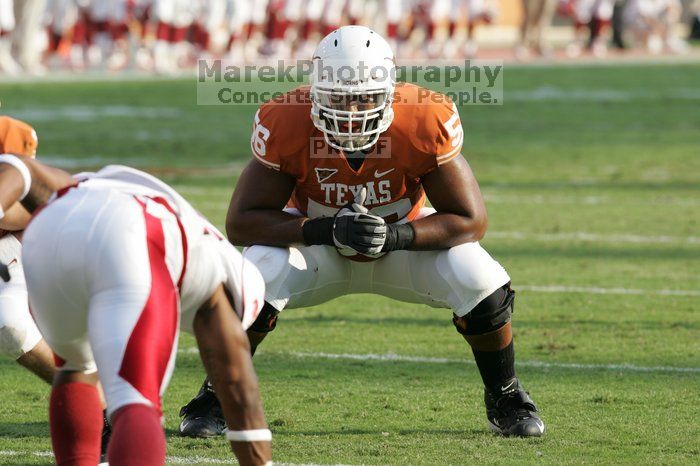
[
  {"left": 0, "top": 234, "right": 42, "bottom": 359},
  {"left": 246, "top": 208, "right": 511, "bottom": 317}
]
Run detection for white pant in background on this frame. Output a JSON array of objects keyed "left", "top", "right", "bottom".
[{"left": 0, "top": 234, "right": 42, "bottom": 359}]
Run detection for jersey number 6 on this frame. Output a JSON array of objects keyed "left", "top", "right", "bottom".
[{"left": 251, "top": 110, "right": 271, "bottom": 157}]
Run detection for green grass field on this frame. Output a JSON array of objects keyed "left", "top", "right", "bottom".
[{"left": 0, "top": 62, "right": 699, "bottom": 465}]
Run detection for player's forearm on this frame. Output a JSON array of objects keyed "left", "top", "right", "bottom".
[
  {"left": 408, "top": 211, "right": 487, "bottom": 249},
  {"left": 0, "top": 203, "right": 31, "bottom": 231},
  {"left": 227, "top": 209, "right": 306, "bottom": 247},
  {"left": 0, "top": 165, "right": 26, "bottom": 216},
  {"left": 193, "top": 289, "right": 271, "bottom": 465}
]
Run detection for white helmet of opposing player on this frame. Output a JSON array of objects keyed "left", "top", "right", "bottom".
[{"left": 310, "top": 26, "right": 395, "bottom": 152}]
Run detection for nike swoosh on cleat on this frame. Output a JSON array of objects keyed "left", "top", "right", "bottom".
[
  {"left": 374, "top": 168, "right": 395, "bottom": 178},
  {"left": 501, "top": 380, "right": 516, "bottom": 392}
]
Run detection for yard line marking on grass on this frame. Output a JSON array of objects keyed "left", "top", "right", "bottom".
[
  {"left": 0, "top": 451, "right": 352, "bottom": 466},
  {"left": 169, "top": 458, "right": 353, "bottom": 466},
  {"left": 483, "top": 193, "right": 700, "bottom": 207},
  {"left": 177, "top": 348, "right": 700, "bottom": 373},
  {"left": 488, "top": 231, "right": 700, "bottom": 245},
  {"left": 518, "top": 285, "right": 700, "bottom": 297},
  {"left": 12, "top": 105, "right": 183, "bottom": 122},
  {"left": 507, "top": 86, "right": 700, "bottom": 102},
  {"left": 285, "top": 352, "right": 700, "bottom": 374}
]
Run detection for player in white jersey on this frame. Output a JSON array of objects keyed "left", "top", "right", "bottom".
[
  {"left": 0, "top": 157, "right": 272, "bottom": 466},
  {"left": 0, "top": 0, "right": 21, "bottom": 74},
  {"left": 624, "top": 0, "right": 687, "bottom": 53}
]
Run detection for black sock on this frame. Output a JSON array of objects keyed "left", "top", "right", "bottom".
[{"left": 471, "top": 340, "right": 516, "bottom": 392}]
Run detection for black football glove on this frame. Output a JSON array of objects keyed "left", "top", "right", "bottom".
[
  {"left": 303, "top": 187, "right": 387, "bottom": 255},
  {"left": 332, "top": 210, "right": 386, "bottom": 254}
]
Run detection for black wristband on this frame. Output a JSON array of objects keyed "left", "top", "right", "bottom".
[
  {"left": 382, "top": 223, "right": 415, "bottom": 252},
  {"left": 302, "top": 217, "right": 335, "bottom": 246}
]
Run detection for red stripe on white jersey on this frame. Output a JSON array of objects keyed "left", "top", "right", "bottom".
[
  {"left": 150, "top": 196, "right": 188, "bottom": 289},
  {"left": 117, "top": 200, "right": 180, "bottom": 415}
]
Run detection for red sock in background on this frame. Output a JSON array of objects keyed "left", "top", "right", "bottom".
[
  {"left": 49, "top": 382, "right": 103, "bottom": 466},
  {"left": 108, "top": 403, "right": 166, "bottom": 466}
]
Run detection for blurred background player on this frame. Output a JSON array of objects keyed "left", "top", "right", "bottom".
[
  {"left": 12, "top": 0, "right": 47, "bottom": 74},
  {"left": 152, "top": 0, "right": 196, "bottom": 73},
  {"left": 0, "top": 157, "right": 272, "bottom": 466},
  {"left": 44, "top": 0, "right": 79, "bottom": 69},
  {"left": 0, "top": 0, "right": 21, "bottom": 74},
  {"left": 516, "top": 0, "right": 558, "bottom": 58},
  {"left": 624, "top": 0, "right": 688, "bottom": 53},
  {"left": 562, "top": 0, "right": 616, "bottom": 57}
]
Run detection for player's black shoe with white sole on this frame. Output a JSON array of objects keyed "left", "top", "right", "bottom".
[
  {"left": 484, "top": 377, "right": 545, "bottom": 437},
  {"left": 178, "top": 379, "right": 226, "bottom": 438}
]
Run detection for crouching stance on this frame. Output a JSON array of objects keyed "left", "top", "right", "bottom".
[
  {"left": 181, "top": 26, "right": 543, "bottom": 439},
  {"left": 0, "top": 156, "right": 272, "bottom": 466}
]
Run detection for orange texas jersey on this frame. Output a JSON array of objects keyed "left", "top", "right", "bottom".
[
  {"left": 250, "top": 83, "right": 464, "bottom": 223},
  {"left": 0, "top": 116, "right": 38, "bottom": 158}
]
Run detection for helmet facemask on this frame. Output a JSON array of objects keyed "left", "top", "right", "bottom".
[{"left": 311, "top": 86, "right": 394, "bottom": 152}]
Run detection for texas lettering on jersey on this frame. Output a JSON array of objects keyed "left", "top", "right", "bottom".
[{"left": 250, "top": 83, "right": 465, "bottom": 223}]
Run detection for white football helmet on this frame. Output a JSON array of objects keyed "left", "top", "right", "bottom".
[{"left": 310, "top": 26, "right": 396, "bottom": 152}]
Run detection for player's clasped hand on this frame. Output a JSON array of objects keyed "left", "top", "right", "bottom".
[
  {"left": 303, "top": 187, "right": 387, "bottom": 255},
  {"left": 332, "top": 210, "right": 386, "bottom": 255}
]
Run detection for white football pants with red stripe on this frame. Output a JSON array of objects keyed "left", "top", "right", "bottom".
[{"left": 25, "top": 187, "right": 200, "bottom": 417}]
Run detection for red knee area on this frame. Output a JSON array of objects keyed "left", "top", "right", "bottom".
[
  {"left": 300, "top": 20, "right": 316, "bottom": 40},
  {"left": 170, "top": 26, "right": 188, "bottom": 43},
  {"left": 50, "top": 382, "right": 102, "bottom": 466},
  {"left": 72, "top": 19, "right": 88, "bottom": 45},
  {"left": 427, "top": 22, "right": 436, "bottom": 40},
  {"left": 110, "top": 22, "right": 129, "bottom": 41},
  {"left": 108, "top": 404, "right": 166, "bottom": 466},
  {"left": 155, "top": 22, "right": 170, "bottom": 41}
]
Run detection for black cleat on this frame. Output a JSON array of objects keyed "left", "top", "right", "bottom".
[
  {"left": 178, "top": 380, "right": 226, "bottom": 438},
  {"left": 99, "top": 411, "right": 111, "bottom": 465},
  {"left": 484, "top": 378, "right": 545, "bottom": 437}
]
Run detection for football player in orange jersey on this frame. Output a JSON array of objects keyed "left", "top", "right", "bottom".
[
  {"left": 0, "top": 116, "right": 56, "bottom": 382},
  {"left": 180, "top": 25, "right": 545, "bottom": 439}
]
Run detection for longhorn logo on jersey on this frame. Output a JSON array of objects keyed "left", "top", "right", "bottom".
[{"left": 315, "top": 168, "right": 338, "bottom": 183}]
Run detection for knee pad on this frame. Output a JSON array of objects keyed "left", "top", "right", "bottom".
[
  {"left": 248, "top": 302, "right": 280, "bottom": 333},
  {"left": 453, "top": 283, "right": 514, "bottom": 336}
]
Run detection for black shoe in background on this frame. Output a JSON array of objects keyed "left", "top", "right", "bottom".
[{"left": 178, "top": 379, "right": 226, "bottom": 438}]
